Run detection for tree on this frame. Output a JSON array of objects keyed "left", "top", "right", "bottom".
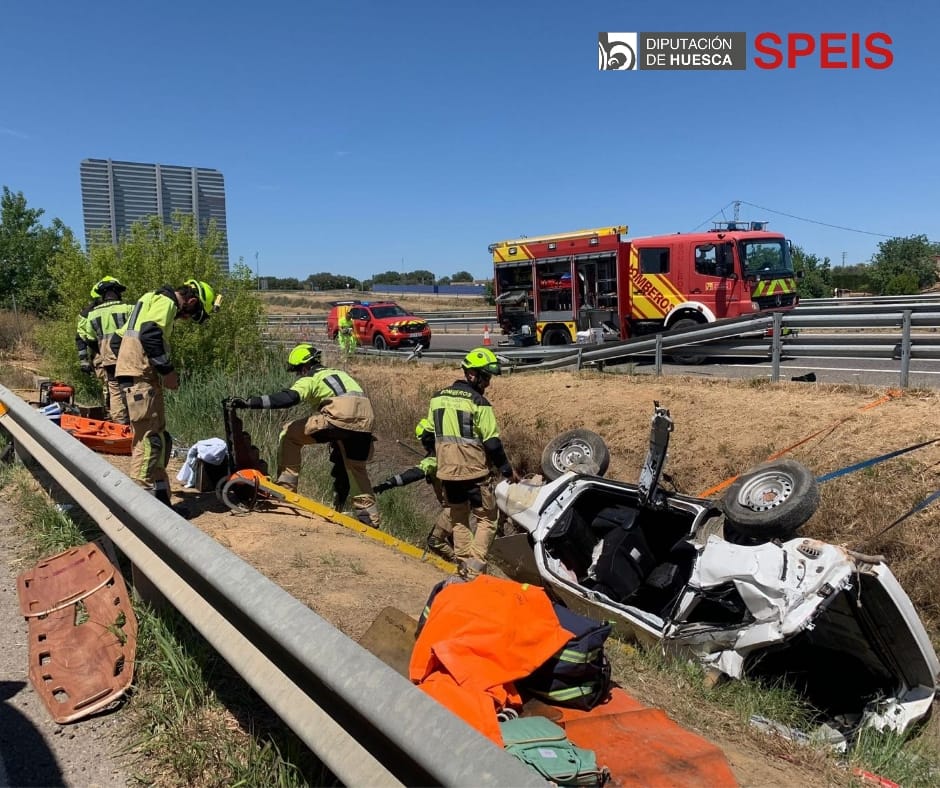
[
  {"left": 304, "top": 272, "right": 360, "bottom": 291},
  {"left": 38, "top": 214, "right": 267, "bottom": 385},
  {"left": 406, "top": 269, "right": 435, "bottom": 285},
  {"left": 831, "top": 264, "right": 871, "bottom": 293},
  {"left": 437, "top": 276, "right": 452, "bottom": 286},
  {"left": 451, "top": 271, "right": 474, "bottom": 282},
  {"left": 372, "top": 271, "right": 401, "bottom": 285},
  {"left": 0, "top": 187, "right": 70, "bottom": 314},
  {"left": 791, "top": 246, "right": 832, "bottom": 299},
  {"left": 867, "top": 235, "right": 940, "bottom": 295}
]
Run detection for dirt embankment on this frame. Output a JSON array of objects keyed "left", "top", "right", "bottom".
[{"left": 10, "top": 364, "right": 940, "bottom": 786}]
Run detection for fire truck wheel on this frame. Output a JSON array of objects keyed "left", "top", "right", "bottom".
[
  {"left": 541, "top": 429, "right": 610, "bottom": 481},
  {"left": 669, "top": 319, "right": 708, "bottom": 365},
  {"left": 373, "top": 334, "right": 388, "bottom": 351},
  {"left": 721, "top": 459, "right": 819, "bottom": 538},
  {"left": 541, "top": 328, "right": 570, "bottom": 346}
]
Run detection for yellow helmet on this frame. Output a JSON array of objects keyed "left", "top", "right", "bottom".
[
  {"left": 90, "top": 275, "right": 126, "bottom": 299},
  {"left": 461, "top": 347, "right": 501, "bottom": 376},
  {"left": 287, "top": 343, "right": 322, "bottom": 371},
  {"left": 184, "top": 279, "right": 218, "bottom": 323}
]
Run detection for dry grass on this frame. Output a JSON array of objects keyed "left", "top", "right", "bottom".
[
  {"left": 343, "top": 360, "right": 940, "bottom": 651},
  {"left": 261, "top": 290, "right": 487, "bottom": 315}
]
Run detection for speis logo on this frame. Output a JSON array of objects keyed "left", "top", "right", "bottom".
[{"left": 753, "top": 32, "right": 893, "bottom": 69}]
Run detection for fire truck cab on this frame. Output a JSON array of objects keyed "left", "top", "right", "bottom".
[{"left": 491, "top": 224, "right": 798, "bottom": 349}]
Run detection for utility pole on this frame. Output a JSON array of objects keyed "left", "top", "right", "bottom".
[
  {"left": 842, "top": 251, "right": 846, "bottom": 267},
  {"left": 255, "top": 251, "right": 260, "bottom": 290}
]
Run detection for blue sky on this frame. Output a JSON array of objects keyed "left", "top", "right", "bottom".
[{"left": 1, "top": 1, "right": 935, "bottom": 281}]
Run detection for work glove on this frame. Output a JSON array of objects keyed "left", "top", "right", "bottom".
[
  {"left": 227, "top": 397, "right": 249, "bottom": 409},
  {"left": 79, "top": 362, "right": 93, "bottom": 375},
  {"left": 373, "top": 481, "right": 392, "bottom": 495}
]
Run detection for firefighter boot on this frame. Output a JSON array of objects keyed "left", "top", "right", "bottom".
[
  {"left": 154, "top": 487, "right": 192, "bottom": 520},
  {"left": 457, "top": 558, "right": 488, "bottom": 580},
  {"left": 427, "top": 533, "right": 456, "bottom": 562},
  {"left": 276, "top": 471, "right": 299, "bottom": 492},
  {"left": 353, "top": 501, "right": 382, "bottom": 529}
]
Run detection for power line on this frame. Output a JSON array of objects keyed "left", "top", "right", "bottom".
[
  {"left": 690, "top": 201, "right": 736, "bottom": 232},
  {"left": 738, "top": 201, "right": 895, "bottom": 238}
]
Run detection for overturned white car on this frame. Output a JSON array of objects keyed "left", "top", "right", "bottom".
[{"left": 491, "top": 404, "right": 940, "bottom": 741}]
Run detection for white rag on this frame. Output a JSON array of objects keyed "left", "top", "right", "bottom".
[{"left": 176, "top": 438, "right": 228, "bottom": 488}]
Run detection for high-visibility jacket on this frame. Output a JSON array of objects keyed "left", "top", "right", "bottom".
[
  {"left": 114, "top": 286, "right": 179, "bottom": 378},
  {"left": 291, "top": 368, "right": 375, "bottom": 432},
  {"left": 75, "top": 299, "right": 101, "bottom": 365},
  {"left": 81, "top": 298, "right": 132, "bottom": 367},
  {"left": 428, "top": 379, "right": 510, "bottom": 481},
  {"left": 244, "top": 368, "right": 375, "bottom": 432}
]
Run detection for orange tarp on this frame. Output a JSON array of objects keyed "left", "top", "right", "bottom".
[
  {"left": 557, "top": 689, "right": 738, "bottom": 787},
  {"left": 409, "top": 576, "right": 573, "bottom": 745}
]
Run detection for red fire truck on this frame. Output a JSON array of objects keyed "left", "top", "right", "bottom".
[{"left": 491, "top": 223, "right": 799, "bottom": 358}]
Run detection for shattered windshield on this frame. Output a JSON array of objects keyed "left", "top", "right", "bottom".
[{"left": 739, "top": 240, "right": 793, "bottom": 277}]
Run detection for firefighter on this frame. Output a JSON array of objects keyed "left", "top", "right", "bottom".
[
  {"left": 114, "top": 279, "right": 218, "bottom": 517},
  {"left": 337, "top": 310, "right": 357, "bottom": 356},
  {"left": 427, "top": 347, "right": 517, "bottom": 578},
  {"left": 374, "top": 418, "right": 454, "bottom": 561},
  {"left": 76, "top": 290, "right": 103, "bottom": 386},
  {"left": 230, "top": 343, "right": 381, "bottom": 527},
  {"left": 79, "top": 276, "right": 132, "bottom": 424}
]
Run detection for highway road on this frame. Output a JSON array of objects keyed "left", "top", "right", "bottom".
[{"left": 383, "top": 331, "right": 940, "bottom": 388}]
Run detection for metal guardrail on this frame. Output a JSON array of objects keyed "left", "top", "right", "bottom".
[
  {"left": 0, "top": 388, "right": 542, "bottom": 788},
  {"left": 502, "top": 310, "right": 940, "bottom": 387}
]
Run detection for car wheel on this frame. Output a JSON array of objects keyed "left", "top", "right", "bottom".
[
  {"left": 540, "top": 429, "right": 610, "bottom": 481},
  {"left": 669, "top": 318, "right": 708, "bottom": 365},
  {"left": 421, "top": 340, "right": 431, "bottom": 350},
  {"left": 721, "top": 459, "right": 819, "bottom": 538},
  {"left": 373, "top": 334, "right": 388, "bottom": 350}
]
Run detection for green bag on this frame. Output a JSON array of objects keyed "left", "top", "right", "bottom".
[{"left": 500, "top": 716, "right": 610, "bottom": 787}]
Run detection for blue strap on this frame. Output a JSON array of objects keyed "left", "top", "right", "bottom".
[
  {"left": 868, "top": 488, "right": 940, "bottom": 543},
  {"left": 816, "top": 439, "right": 939, "bottom": 483}
]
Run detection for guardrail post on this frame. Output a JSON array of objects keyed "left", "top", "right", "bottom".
[
  {"left": 654, "top": 334, "right": 663, "bottom": 376},
  {"left": 770, "top": 312, "right": 782, "bottom": 383},
  {"left": 576, "top": 346, "right": 583, "bottom": 370},
  {"left": 900, "top": 309, "right": 912, "bottom": 388}
]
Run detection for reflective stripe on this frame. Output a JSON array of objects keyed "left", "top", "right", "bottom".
[
  {"left": 458, "top": 410, "right": 474, "bottom": 439},
  {"left": 436, "top": 435, "right": 483, "bottom": 447},
  {"left": 393, "top": 475, "right": 404, "bottom": 486},
  {"left": 125, "top": 301, "right": 144, "bottom": 332},
  {"left": 323, "top": 374, "right": 349, "bottom": 396},
  {"left": 558, "top": 647, "right": 601, "bottom": 664},
  {"left": 261, "top": 395, "right": 273, "bottom": 408},
  {"left": 541, "top": 685, "right": 595, "bottom": 702}
]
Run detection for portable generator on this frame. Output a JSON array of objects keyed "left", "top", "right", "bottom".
[{"left": 38, "top": 381, "right": 75, "bottom": 406}]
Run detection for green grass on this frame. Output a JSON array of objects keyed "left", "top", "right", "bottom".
[
  {"left": 1, "top": 460, "right": 335, "bottom": 787},
  {"left": 609, "top": 638, "right": 940, "bottom": 785}
]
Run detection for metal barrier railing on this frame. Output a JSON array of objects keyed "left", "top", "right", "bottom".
[{"left": 0, "top": 388, "right": 542, "bottom": 787}]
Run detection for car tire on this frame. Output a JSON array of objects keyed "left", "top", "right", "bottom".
[
  {"left": 721, "top": 459, "right": 819, "bottom": 538},
  {"left": 373, "top": 334, "right": 388, "bottom": 350},
  {"left": 669, "top": 318, "right": 708, "bottom": 365},
  {"left": 540, "top": 429, "right": 610, "bottom": 481}
]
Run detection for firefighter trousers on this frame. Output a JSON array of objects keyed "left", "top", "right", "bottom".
[
  {"left": 104, "top": 366, "right": 128, "bottom": 424},
  {"left": 277, "top": 415, "right": 380, "bottom": 525},
  {"left": 121, "top": 372, "right": 171, "bottom": 495},
  {"left": 442, "top": 476, "right": 496, "bottom": 564}
]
